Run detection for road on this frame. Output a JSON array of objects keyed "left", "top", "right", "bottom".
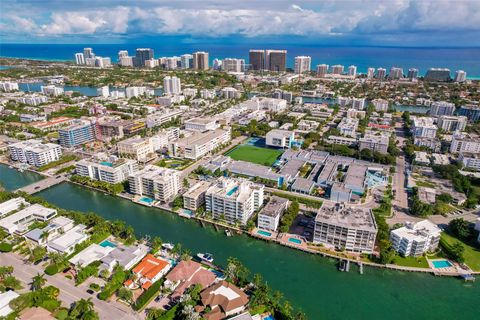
[
  {"left": 0, "top": 253, "right": 140, "bottom": 320},
  {"left": 16, "top": 174, "right": 68, "bottom": 194}
]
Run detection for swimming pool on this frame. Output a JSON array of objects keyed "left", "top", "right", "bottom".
[
  {"left": 100, "top": 161, "right": 113, "bottom": 167},
  {"left": 99, "top": 240, "right": 117, "bottom": 248},
  {"left": 288, "top": 238, "right": 302, "bottom": 245},
  {"left": 226, "top": 186, "right": 239, "bottom": 196},
  {"left": 263, "top": 315, "right": 275, "bottom": 320},
  {"left": 432, "top": 260, "right": 453, "bottom": 268},
  {"left": 257, "top": 230, "right": 272, "bottom": 237},
  {"left": 139, "top": 197, "right": 154, "bottom": 204}
]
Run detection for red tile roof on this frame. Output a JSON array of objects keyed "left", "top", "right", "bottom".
[{"left": 132, "top": 254, "right": 169, "bottom": 280}]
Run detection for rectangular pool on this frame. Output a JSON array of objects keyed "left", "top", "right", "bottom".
[
  {"left": 432, "top": 260, "right": 453, "bottom": 268},
  {"left": 99, "top": 240, "right": 117, "bottom": 248},
  {"left": 257, "top": 230, "right": 272, "bottom": 237},
  {"left": 288, "top": 238, "right": 302, "bottom": 245},
  {"left": 139, "top": 197, "right": 154, "bottom": 204}
]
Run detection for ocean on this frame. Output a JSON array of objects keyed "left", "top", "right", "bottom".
[{"left": 1, "top": 43, "right": 479, "bottom": 77}]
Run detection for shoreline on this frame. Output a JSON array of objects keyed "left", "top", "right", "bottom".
[{"left": 7, "top": 161, "right": 474, "bottom": 278}]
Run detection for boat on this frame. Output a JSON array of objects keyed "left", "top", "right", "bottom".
[
  {"left": 162, "top": 243, "right": 174, "bottom": 251},
  {"left": 197, "top": 253, "right": 214, "bottom": 263},
  {"left": 225, "top": 229, "right": 232, "bottom": 237}
]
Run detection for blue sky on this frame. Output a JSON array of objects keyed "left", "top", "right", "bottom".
[{"left": 1, "top": 0, "right": 479, "bottom": 46}]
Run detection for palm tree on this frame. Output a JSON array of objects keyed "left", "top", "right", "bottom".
[
  {"left": 71, "top": 298, "right": 94, "bottom": 317},
  {"left": 181, "top": 304, "right": 199, "bottom": 320},
  {"left": 40, "top": 230, "right": 50, "bottom": 244},
  {"left": 31, "top": 273, "right": 46, "bottom": 291},
  {"left": 146, "top": 308, "right": 165, "bottom": 320}
]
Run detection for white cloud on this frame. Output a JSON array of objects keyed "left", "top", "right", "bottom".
[{"left": 0, "top": 0, "right": 479, "bottom": 42}]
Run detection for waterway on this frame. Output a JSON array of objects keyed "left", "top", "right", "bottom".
[{"left": 0, "top": 164, "right": 478, "bottom": 319}]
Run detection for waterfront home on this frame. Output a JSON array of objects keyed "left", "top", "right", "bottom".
[
  {"left": 69, "top": 243, "right": 115, "bottom": 268},
  {"left": 197, "top": 280, "right": 249, "bottom": 320},
  {"left": 390, "top": 220, "right": 441, "bottom": 257},
  {"left": 0, "top": 204, "right": 57, "bottom": 234},
  {"left": 24, "top": 216, "right": 75, "bottom": 245},
  {"left": 257, "top": 196, "right": 289, "bottom": 232},
  {"left": 47, "top": 224, "right": 89, "bottom": 255},
  {"left": 125, "top": 254, "right": 171, "bottom": 290},
  {"left": 164, "top": 260, "right": 217, "bottom": 299},
  {"left": 100, "top": 243, "right": 150, "bottom": 272},
  {"left": 0, "top": 197, "right": 28, "bottom": 217},
  {"left": 313, "top": 202, "right": 377, "bottom": 254}
]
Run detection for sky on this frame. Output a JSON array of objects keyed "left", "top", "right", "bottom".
[{"left": 1, "top": 0, "right": 480, "bottom": 46}]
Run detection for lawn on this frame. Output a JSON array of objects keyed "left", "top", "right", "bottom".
[
  {"left": 226, "top": 145, "right": 283, "bottom": 166},
  {"left": 441, "top": 232, "right": 480, "bottom": 271},
  {"left": 392, "top": 255, "right": 429, "bottom": 268},
  {"left": 415, "top": 180, "right": 436, "bottom": 188}
]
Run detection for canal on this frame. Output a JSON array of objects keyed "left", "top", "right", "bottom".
[{"left": 1, "top": 164, "right": 478, "bottom": 319}]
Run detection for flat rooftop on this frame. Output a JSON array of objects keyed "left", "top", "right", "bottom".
[{"left": 315, "top": 202, "right": 376, "bottom": 232}]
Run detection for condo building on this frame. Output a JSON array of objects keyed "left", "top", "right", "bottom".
[
  {"left": 193, "top": 51, "right": 209, "bottom": 70},
  {"left": 184, "top": 117, "right": 218, "bottom": 132},
  {"left": 41, "top": 85, "right": 64, "bottom": 96},
  {"left": 0, "top": 81, "right": 19, "bottom": 92},
  {"left": 313, "top": 202, "right": 377, "bottom": 253},
  {"left": 257, "top": 196, "right": 288, "bottom": 231},
  {"left": 331, "top": 65, "right": 344, "bottom": 75},
  {"left": 169, "top": 128, "right": 231, "bottom": 160},
  {"left": 128, "top": 165, "right": 180, "bottom": 203},
  {"left": 408, "top": 68, "right": 419, "bottom": 81},
  {"left": 183, "top": 181, "right": 212, "bottom": 212},
  {"left": 429, "top": 101, "right": 455, "bottom": 116},
  {"left": 8, "top": 139, "right": 62, "bottom": 167},
  {"left": 455, "top": 70, "right": 467, "bottom": 82},
  {"left": 367, "top": 68, "right": 375, "bottom": 79},
  {"left": 348, "top": 65, "right": 357, "bottom": 77},
  {"left": 316, "top": 64, "right": 329, "bottom": 77},
  {"left": 117, "top": 135, "right": 154, "bottom": 161},
  {"left": 180, "top": 54, "right": 193, "bottom": 69},
  {"left": 134, "top": 48, "right": 154, "bottom": 67},
  {"left": 249, "top": 50, "right": 265, "bottom": 71},
  {"left": 205, "top": 177, "right": 264, "bottom": 225},
  {"left": 437, "top": 115, "right": 467, "bottom": 132},
  {"left": 450, "top": 133, "right": 480, "bottom": 154},
  {"left": 411, "top": 117, "right": 437, "bottom": 138},
  {"left": 294, "top": 56, "right": 311, "bottom": 74},
  {"left": 372, "top": 99, "right": 389, "bottom": 112},
  {"left": 338, "top": 118, "right": 359, "bottom": 137},
  {"left": 59, "top": 120, "right": 96, "bottom": 148},
  {"left": 75, "top": 157, "right": 138, "bottom": 184},
  {"left": 359, "top": 133, "right": 389, "bottom": 154},
  {"left": 388, "top": 67, "right": 403, "bottom": 80},
  {"left": 376, "top": 68, "right": 386, "bottom": 79},
  {"left": 390, "top": 220, "right": 441, "bottom": 257},
  {"left": 222, "top": 58, "right": 245, "bottom": 73},
  {"left": 458, "top": 104, "right": 480, "bottom": 122},
  {"left": 163, "top": 76, "right": 182, "bottom": 95},
  {"left": 425, "top": 68, "right": 451, "bottom": 82},
  {"left": 266, "top": 50, "right": 287, "bottom": 72}
]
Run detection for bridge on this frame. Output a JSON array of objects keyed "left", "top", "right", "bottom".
[{"left": 16, "top": 174, "right": 68, "bottom": 194}]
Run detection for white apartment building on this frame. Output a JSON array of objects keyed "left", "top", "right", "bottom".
[
  {"left": 450, "top": 133, "right": 480, "bottom": 154},
  {"left": 75, "top": 53, "right": 85, "bottom": 65},
  {"left": 266, "top": 129, "right": 295, "bottom": 148},
  {"left": 459, "top": 153, "right": 480, "bottom": 171},
  {"left": 183, "top": 88, "right": 197, "bottom": 98},
  {"left": 8, "top": 139, "right": 62, "bottom": 167},
  {"left": 222, "top": 58, "right": 245, "bottom": 73},
  {"left": 19, "top": 94, "right": 48, "bottom": 106},
  {"left": 125, "top": 86, "right": 153, "bottom": 98},
  {"left": 183, "top": 181, "right": 212, "bottom": 212},
  {"left": 257, "top": 196, "right": 288, "bottom": 232},
  {"left": 128, "top": 165, "right": 180, "bottom": 203},
  {"left": 346, "top": 108, "right": 366, "bottom": 119},
  {"left": 163, "top": 76, "right": 182, "bottom": 95},
  {"left": 97, "top": 86, "right": 109, "bottom": 98},
  {"left": 359, "top": 133, "right": 389, "bottom": 154},
  {"left": 411, "top": 117, "right": 437, "bottom": 138},
  {"left": 313, "top": 202, "right": 377, "bottom": 254},
  {"left": 184, "top": 117, "right": 218, "bottom": 132},
  {"left": 367, "top": 68, "right": 375, "bottom": 79},
  {"left": 348, "top": 65, "right": 357, "bottom": 77},
  {"left": 221, "top": 87, "right": 240, "bottom": 99},
  {"left": 41, "top": 85, "right": 64, "bottom": 97},
  {"left": 151, "top": 128, "right": 180, "bottom": 151},
  {"left": 294, "top": 56, "right": 311, "bottom": 74},
  {"left": 0, "top": 81, "right": 19, "bottom": 92},
  {"left": 326, "top": 135, "right": 357, "bottom": 146},
  {"left": 390, "top": 220, "right": 441, "bottom": 257},
  {"left": 200, "top": 89, "right": 216, "bottom": 100},
  {"left": 0, "top": 204, "right": 57, "bottom": 234},
  {"left": 338, "top": 117, "right": 359, "bottom": 137},
  {"left": 316, "top": 64, "right": 329, "bottom": 77},
  {"left": 170, "top": 128, "right": 231, "bottom": 160},
  {"left": 117, "top": 136, "right": 154, "bottom": 161},
  {"left": 145, "top": 109, "right": 183, "bottom": 128},
  {"left": 455, "top": 70, "right": 467, "bottom": 83},
  {"left": 205, "top": 177, "right": 264, "bottom": 225},
  {"left": 351, "top": 98, "right": 365, "bottom": 110},
  {"left": 437, "top": 115, "right": 467, "bottom": 132},
  {"left": 75, "top": 157, "right": 138, "bottom": 184},
  {"left": 429, "top": 101, "right": 455, "bottom": 116},
  {"left": 259, "top": 98, "right": 288, "bottom": 112},
  {"left": 331, "top": 65, "right": 344, "bottom": 74},
  {"left": 372, "top": 99, "right": 389, "bottom": 112},
  {"left": 337, "top": 96, "right": 351, "bottom": 108},
  {"left": 119, "top": 56, "right": 134, "bottom": 67}
]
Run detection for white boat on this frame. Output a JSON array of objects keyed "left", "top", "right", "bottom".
[
  {"left": 225, "top": 229, "right": 232, "bottom": 237},
  {"left": 162, "top": 243, "right": 174, "bottom": 250},
  {"left": 197, "top": 253, "right": 214, "bottom": 263}
]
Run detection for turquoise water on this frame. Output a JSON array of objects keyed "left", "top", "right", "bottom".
[
  {"left": 227, "top": 186, "right": 239, "bottom": 196},
  {"left": 288, "top": 238, "right": 302, "bottom": 244},
  {"left": 99, "top": 240, "right": 117, "bottom": 248},
  {"left": 257, "top": 230, "right": 272, "bottom": 237},
  {"left": 432, "top": 260, "right": 453, "bottom": 268},
  {"left": 0, "top": 164, "right": 43, "bottom": 191},
  {"left": 100, "top": 161, "right": 113, "bottom": 167},
  {"left": 139, "top": 197, "right": 154, "bottom": 204}
]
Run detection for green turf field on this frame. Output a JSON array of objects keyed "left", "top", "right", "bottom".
[{"left": 226, "top": 145, "right": 283, "bottom": 166}]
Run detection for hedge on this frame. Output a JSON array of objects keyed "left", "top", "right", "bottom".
[
  {"left": 98, "top": 269, "right": 127, "bottom": 300},
  {"left": 270, "top": 191, "right": 323, "bottom": 208},
  {"left": 0, "top": 242, "right": 13, "bottom": 252},
  {"left": 133, "top": 279, "right": 163, "bottom": 311},
  {"left": 44, "top": 264, "right": 59, "bottom": 276}
]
